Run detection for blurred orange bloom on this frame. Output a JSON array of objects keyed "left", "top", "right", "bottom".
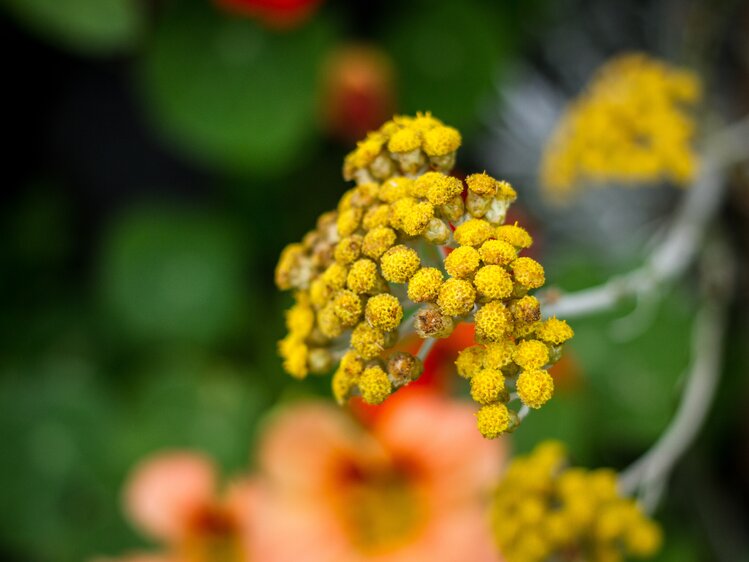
[
  {"left": 252, "top": 391, "right": 506, "bottom": 562},
  {"left": 103, "top": 451, "right": 261, "bottom": 562}
]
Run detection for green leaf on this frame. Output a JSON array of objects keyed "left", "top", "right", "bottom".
[
  {"left": 140, "top": 2, "right": 336, "bottom": 176},
  {"left": 381, "top": 0, "right": 502, "bottom": 132},
  {"left": 1, "top": 0, "right": 144, "bottom": 55},
  {"left": 99, "top": 207, "right": 247, "bottom": 344}
]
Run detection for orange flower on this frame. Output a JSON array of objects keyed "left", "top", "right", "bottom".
[
  {"left": 253, "top": 392, "right": 506, "bottom": 562},
  {"left": 99, "top": 451, "right": 262, "bottom": 562}
]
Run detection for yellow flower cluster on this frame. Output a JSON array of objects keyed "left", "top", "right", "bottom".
[
  {"left": 491, "top": 441, "right": 662, "bottom": 562},
  {"left": 540, "top": 53, "right": 702, "bottom": 200},
  {"left": 275, "top": 113, "right": 572, "bottom": 437}
]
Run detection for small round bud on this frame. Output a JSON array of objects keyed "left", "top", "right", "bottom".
[
  {"left": 365, "top": 294, "right": 404, "bottom": 332},
  {"left": 444, "top": 246, "right": 481, "bottom": 279},
  {"left": 347, "top": 258, "right": 380, "bottom": 294},
  {"left": 380, "top": 245, "right": 421, "bottom": 283},
  {"left": 496, "top": 224, "right": 533, "bottom": 249},
  {"left": 474, "top": 265, "right": 514, "bottom": 300},
  {"left": 362, "top": 226, "right": 397, "bottom": 259},
  {"left": 476, "top": 403, "right": 513, "bottom": 439},
  {"left": 437, "top": 278, "right": 476, "bottom": 317},
  {"left": 359, "top": 365, "right": 392, "bottom": 405},
  {"left": 350, "top": 322, "right": 387, "bottom": 360},
  {"left": 454, "top": 218, "right": 494, "bottom": 247},
  {"left": 479, "top": 239, "right": 517, "bottom": 266},
  {"left": 465, "top": 172, "right": 498, "bottom": 197},
  {"left": 475, "top": 301, "right": 513, "bottom": 342},
  {"left": 516, "top": 369, "right": 554, "bottom": 409},
  {"left": 387, "top": 352, "right": 423, "bottom": 385},
  {"left": 514, "top": 340, "right": 550, "bottom": 370},
  {"left": 470, "top": 368, "right": 506, "bottom": 405},
  {"left": 511, "top": 257, "right": 546, "bottom": 289},
  {"left": 334, "top": 235, "right": 363, "bottom": 265},
  {"left": 456, "top": 345, "right": 484, "bottom": 379},
  {"left": 414, "top": 304, "right": 455, "bottom": 339},
  {"left": 407, "top": 267, "right": 444, "bottom": 303},
  {"left": 535, "top": 317, "right": 574, "bottom": 345},
  {"left": 422, "top": 125, "right": 461, "bottom": 157}
]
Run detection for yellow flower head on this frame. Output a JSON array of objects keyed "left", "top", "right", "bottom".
[
  {"left": 407, "top": 267, "right": 444, "bottom": 303},
  {"left": 516, "top": 369, "right": 554, "bottom": 409},
  {"left": 444, "top": 246, "right": 481, "bottom": 279},
  {"left": 540, "top": 53, "right": 702, "bottom": 201},
  {"left": 380, "top": 244, "right": 421, "bottom": 283},
  {"left": 365, "top": 293, "right": 404, "bottom": 332},
  {"left": 491, "top": 441, "right": 663, "bottom": 562},
  {"left": 422, "top": 125, "right": 462, "bottom": 157},
  {"left": 274, "top": 113, "right": 573, "bottom": 438},
  {"left": 358, "top": 365, "right": 393, "bottom": 405}
]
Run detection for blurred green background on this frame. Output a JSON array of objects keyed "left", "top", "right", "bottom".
[{"left": 1, "top": 0, "right": 749, "bottom": 560}]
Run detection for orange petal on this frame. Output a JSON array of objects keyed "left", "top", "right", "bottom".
[{"left": 123, "top": 451, "right": 216, "bottom": 543}]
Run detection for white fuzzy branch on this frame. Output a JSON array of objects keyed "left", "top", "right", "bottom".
[{"left": 541, "top": 116, "right": 749, "bottom": 320}]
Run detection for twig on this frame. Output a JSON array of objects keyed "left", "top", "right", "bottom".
[
  {"left": 617, "top": 236, "right": 733, "bottom": 512},
  {"left": 541, "top": 116, "right": 749, "bottom": 320},
  {"left": 416, "top": 337, "right": 438, "bottom": 362}
]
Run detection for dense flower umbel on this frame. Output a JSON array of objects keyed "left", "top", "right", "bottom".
[
  {"left": 275, "top": 112, "right": 573, "bottom": 438},
  {"left": 491, "top": 442, "right": 662, "bottom": 562},
  {"left": 540, "top": 53, "right": 701, "bottom": 201}
]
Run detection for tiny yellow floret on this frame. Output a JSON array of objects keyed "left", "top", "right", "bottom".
[
  {"left": 511, "top": 257, "right": 546, "bottom": 289},
  {"left": 423, "top": 125, "right": 462, "bottom": 156},
  {"left": 407, "top": 267, "right": 444, "bottom": 302},
  {"left": 536, "top": 317, "right": 575, "bottom": 345},
  {"left": 474, "top": 265, "right": 514, "bottom": 300},
  {"left": 483, "top": 340, "right": 516, "bottom": 369},
  {"left": 362, "top": 226, "right": 397, "bottom": 259},
  {"left": 476, "top": 403, "right": 512, "bottom": 438},
  {"left": 332, "top": 289, "right": 363, "bottom": 327},
  {"left": 514, "top": 339, "right": 550, "bottom": 370},
  {"left": 365, "top": 293, "right": 404, "bottom": 332},
  {"left": 334, "top": 235, "right": 363, "bottom": 265},
  {"left": 495, "top": 224, "right": 533, "bottom": 249},
  {"left": 470, "top": 368, "right": 506, "bottom": 405},
  {"left": 444, "top": 246, "right": 481, "bottom": 279},
  {"left": 387, "top": 127, "right": 421, "bottom": 153},
  {"left": 475, "top": 301, "right": 513, "bottom": 342},
  {"left": 437, "top": 278, "right": 476, "bottom": 316},
  {"left": 454, "top": 218, "right": 494, "bottom": 247},
  {"left": 479, "top": 239, "right": 517, "bottom": 265},
  {"left": 465, "top": 172, "right": 498, "bottom": 197},
  {"left": 380, "top": 245, "right": 421, "bottom": 283},
  {"left": 359, "top": 365, "right": 393, "bottom": 405},
  {"left": 350, "top": 322, "right": 386, "bottom": 359},
  {"left": 516, "top": 369, "right": 554, "bottom": 409},
  {"left": 347, "top": 258, "right": 380, "bottom": 294},
  {"left": 456, "top": 345, "right": 485, "bottom": 379}
]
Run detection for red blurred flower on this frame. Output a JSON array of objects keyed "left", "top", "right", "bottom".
[
  {"left": 320, "top": 45, "right": 396, "bottom": 142},
  {"left": 215, "top": 0, "right": 323, "bottom": 29}
]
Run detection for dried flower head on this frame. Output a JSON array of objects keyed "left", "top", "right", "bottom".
[
  {"left": 275, "top": 112, "right": 573, "bottom": 437},
  {"left": 491, "top": 441, "right": 662, "bottom": 562},
  {"left": 540, "top": 53, "right": 701, "bottom": 201}
]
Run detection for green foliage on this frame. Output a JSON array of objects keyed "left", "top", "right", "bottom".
[
  {"left": 382, "top": 0, "right": 503, "bottom": 132},
  {"left": 100, "top": 207, "right": 248, "bottom": 345},
  {"left": 1, "top": 0, "right": 144, "bottom": 55},
  {"left": 140, "top": 2, "right": 337, "bottom": 176}
]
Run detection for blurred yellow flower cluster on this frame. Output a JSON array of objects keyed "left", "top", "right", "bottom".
[
  {"left": 275, "top": 113, "right": 572, "bottom": 437},
  {"left": 540, "top": 53, "right": 701, "bottom": 200},
  {"left": 491, "top": 441, "right": 662, "bottom": 562}
]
